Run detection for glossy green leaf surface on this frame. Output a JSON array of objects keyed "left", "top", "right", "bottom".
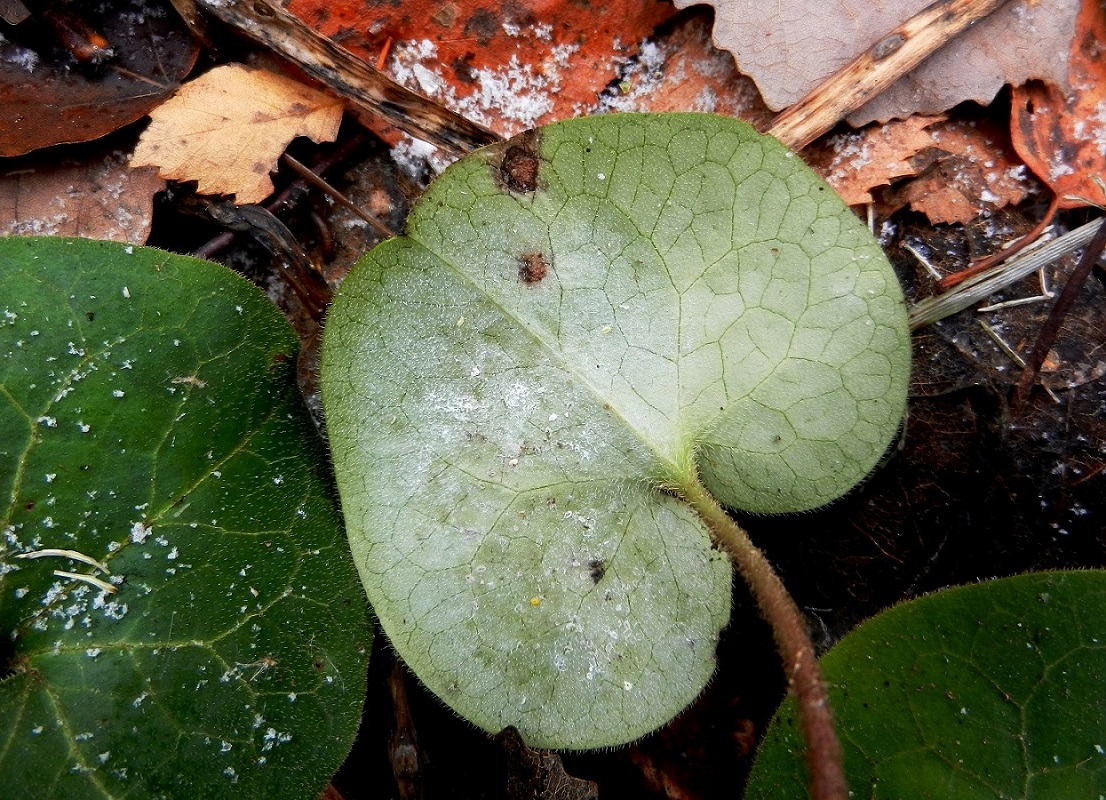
[
  {"left": 747, "top": 571, "right": 1106, "bottom": 799},
  {"left": 321, "top": 113, "right": 910, "bottom": 748},
  {"left": 0, "top": 237, "right": 370, "bottom": 799}
]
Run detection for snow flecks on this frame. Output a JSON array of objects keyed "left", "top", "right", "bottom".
[
  {"left": 0, "top": 33, "right": 38, "bottom": 72},
  {"left": 261, "top": 727, "right": 292, "bottom": 752},
  {"left": 387, "top": 35, "right": 579, "bottom": 136},
  {"left": 92, "top": 593, "right": 128, "bottom": 620},
  {"left": 390, "top": 135, "right": 449, "bottom": 179},
  {"left": 130, "top": 521, "right": 151, "bottom": 544},
  {"left": 599, "top": 43, "right": 665, "bottom": 113}
]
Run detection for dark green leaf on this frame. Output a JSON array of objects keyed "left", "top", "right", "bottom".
[
  {"left": 0, "top": 237, "right": 370, "bottom": 799},
  {"left": 747, "top": 570, "right": 1106, "bottom": 799}
]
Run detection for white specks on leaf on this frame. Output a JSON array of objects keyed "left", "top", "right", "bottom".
[{"left": 130, "top": 521, "right": 151, "bottom": 543}]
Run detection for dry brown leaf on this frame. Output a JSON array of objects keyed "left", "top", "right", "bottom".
[
  {"left": 805, "top": 115, "right": 945, "bottom": 206},
  {"left": 131, "top": 63, "right": 343, "bottom": 203},
  {"left": 0, "top": 147, "right": 164, "bottom": 243},
  {"left": 885, "top": 118, "right": 1036, "bottom": 224},
  {"left": 1011, "top": 0, "right": 1106, "bottom": 208},
  {"left": 677, "top": 0, "right": 1079, "bottom": 125}
]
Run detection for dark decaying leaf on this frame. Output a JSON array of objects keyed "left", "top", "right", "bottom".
[
  {"left": 0, "top": 0, "right": 198, "bottom": 156},
  {"left": 498, "top": 726, "right": 598, "bottom": 800}
]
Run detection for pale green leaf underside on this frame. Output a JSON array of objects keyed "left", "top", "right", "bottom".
[
  {"left": 322, "top": 113, "right": 909, "bottom": 748},
  {"left": 747, "top": 571, "right": 1106, "bottom": 799},
  {"left": 0, "top": 238, "right": 370, "bottom": 799}
]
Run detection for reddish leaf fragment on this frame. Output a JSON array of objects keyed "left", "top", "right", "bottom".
[
  {"left": 0, "top": 145, "right": 163, "bottom": 243},
  {"left": 598, "top": 10, "right": 772, "bottom": 129},
  {"left": 805, "top": 115, "right": 945, "bottom": 206},
  {"left": 1011, "top": 0, "right": 1106, "bottom": 208},
  {"left": 286, "top": 0, "right": 677, "bottom": 136},
  {"left": 900, "top": 119, "right": 1035, "bottom": 225}
]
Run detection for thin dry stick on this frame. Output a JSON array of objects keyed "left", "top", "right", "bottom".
[
  {"left": 766, "top": 0, "right": 1011, "bottom": 150},
  {"left": 192, "top": 0, "right": 499, "bottom": 156},
  {"left": 281, "top": 153, "right": 396, "bottom": 239},
  {"left": 1012, "top": 215, "right": 1106, "bottom": 411},
  {"left": 681, "top": 477, "right": 846, "bottom": 800}
]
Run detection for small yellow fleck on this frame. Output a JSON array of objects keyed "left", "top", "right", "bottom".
[
  {"left": 601, "top": 325, "right": 612, "bottom": 334},
  {"left": 529, "top": 596, "right": 542, "bottom": 606},
  {"left": 456, "top": 316, "right": 465, "bottom": 327}
]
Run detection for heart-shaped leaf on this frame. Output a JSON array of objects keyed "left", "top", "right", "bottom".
[
  {"left": 0, "top": 237, "right": 370, "bottom": 798},
  {"left": 746, "top": 570, "right": 1106, "bottom": 799},
  {"left": 321, "top": 113, "right": 910, "bottom": 748}
]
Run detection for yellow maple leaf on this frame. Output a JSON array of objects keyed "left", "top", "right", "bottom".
[{"left": 131, "top": 63, "right": 343, "bottom": 203}]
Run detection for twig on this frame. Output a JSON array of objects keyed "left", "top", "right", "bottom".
[
  {"left": 766, "top": 0, "right": 1011, "bottom": 150},
  {"left": 192, "top": 0, "right": 499, "bottom": 156},
  {"left": 1011, "top": 215, "right": 1106, "bottom": 410},
  {"left": 681, "top": 477, "right": 846, "bottom": 800},
  {"left": 280, "top": 154, "right": 395, "bottom": 239}
]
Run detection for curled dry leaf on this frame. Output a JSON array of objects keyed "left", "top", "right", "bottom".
[
  {"left": 286, "top": 0, "right": 676, "bottom": 137},
  {"left": 1011, "top": 0, "right": 1106, "bottom": 208},
  {"left": 0, "top": 145, "right": 163, "bottom": 243},
  {"left": 680, "top": 0, "right": 1079, "bottom": 125},
  {"left": 130, "top": 63, "right": 343, "bottom": 204},
  {"left": 805, "top": 115, "right": 946, "bottom": 206},
  {"left": 884, "top": 118, "right": 1035, "bottom": 225},
  {"left": 807, "top": 116, "right": 1035, "bottom": 224}
]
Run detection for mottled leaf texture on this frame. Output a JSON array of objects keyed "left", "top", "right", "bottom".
[
  {"left": 747, "top": 571, "right": 1106, "bottom": 799},
  {"left": 321, "top": 114, "right": 910, "bottom": 748},
  {"left": 0, "top": 238, "right": 370, "bottom": 799}
]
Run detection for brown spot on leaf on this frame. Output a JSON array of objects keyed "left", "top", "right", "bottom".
[
  {"left": 517, "top": 252, "right": 548, "bottom": 283},
  {"left": 588, "top": 559, "right": 606, "bottom": 584},
  {"left": 499, "top": 133, "right": 541, "bottom": 193}
]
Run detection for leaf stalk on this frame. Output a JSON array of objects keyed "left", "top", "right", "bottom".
[{"left": 679, "top": 476, "right": 847, "bottom": 800}]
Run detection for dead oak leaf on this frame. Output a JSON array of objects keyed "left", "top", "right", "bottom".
[
  {"left": 131, "top": 63, "right": 343, "bottom": 203},
  {"left": 680, "top": 0, "right": 1079, "bottom": 125}
]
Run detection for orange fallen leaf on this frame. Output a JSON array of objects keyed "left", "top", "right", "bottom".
[
  {"left": 286, "top": 0, "right": 676, "bottom": 137},
  {"left": 894, "top": 118, "right": 1035, "bottom": 225},
  {"left": 805, "top": 115, "right": 945, "bottom": 206},
  {"left": 131, "top": 63, "right": 344, "bottom": 203},
  {"left": 1011, "top": 0, "right": 1106, "bottom": 208},
  {"left": 598, "top": 11, "right": 772, "bottom": 129}
]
